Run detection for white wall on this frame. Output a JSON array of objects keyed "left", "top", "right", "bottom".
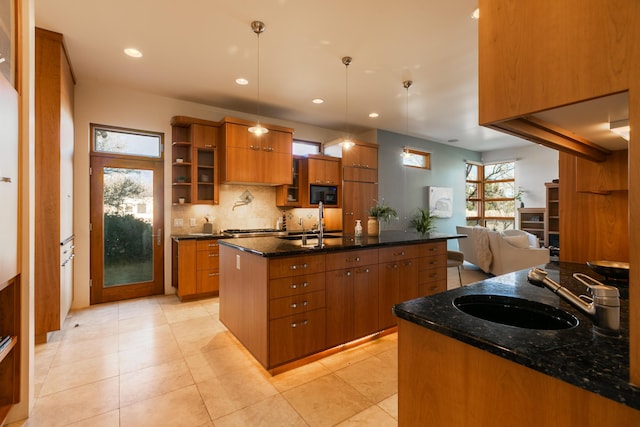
[
  {"left": 73, "top": 81, "right": 345, "bottom": 308},
  {"left": 482, "top": 144, "right": 559, "bottom": 208}
]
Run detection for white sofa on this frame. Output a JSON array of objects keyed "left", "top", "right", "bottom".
[{"left": 456, "top": 226, "right": 550, "bottom": 276}]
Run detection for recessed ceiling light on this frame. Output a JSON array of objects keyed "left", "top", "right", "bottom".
[
  {"left": 124, "top": 47, "right": 143, "bottom": 58},
  {"left": 312, "top": 98, "right": 324, "bottom": 104},
  {"left": 236, "top": 78, "right": 249, "bottom": 85},
  {"left": 369, "top": 112, "right": 379, "bottom": 118},
  {"left": 471, "top": 8, "right": 480, "bottom": 19}
]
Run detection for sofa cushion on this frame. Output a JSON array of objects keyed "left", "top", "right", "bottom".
[{"left": 501, "top": 234, "right": 530, "bottom": 249}]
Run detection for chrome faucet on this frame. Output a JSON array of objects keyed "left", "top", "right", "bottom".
[
  {"left": 316, "top": 202, "right": 324, "bottom": 248},
  {"left": 298, "top": 217, "right": 307, "bottom": 245},
  {"left": 527, "top": 267, "right": 620, "bottom": 336}
]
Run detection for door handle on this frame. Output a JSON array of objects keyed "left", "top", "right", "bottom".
[{"left": 153, "top": 228, "right": 162, "bottom": 246}]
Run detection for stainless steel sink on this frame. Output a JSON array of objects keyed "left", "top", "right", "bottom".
[{"left": 453, "top": 294, "right": 579, "bottom": 330}]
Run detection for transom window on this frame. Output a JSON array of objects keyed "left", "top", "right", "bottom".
[
  {"left": 293, "top": 139, "right": 321, "bottom": 156},
  {"left": 92, "top": 124, "right": 163, "bottom": 158},
  {"left": 465, "top": 161, "right": 516, "bottom": 231},
  {"left": 402, "top": 148, "right": 431, "bottom": 170}
]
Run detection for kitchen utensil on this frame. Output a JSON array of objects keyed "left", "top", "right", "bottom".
[{"left": 587, "top": 260, "right": 629, "bottom": 281}]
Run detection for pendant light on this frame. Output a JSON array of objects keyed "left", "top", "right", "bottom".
[
  {"left": 341, "top": 56, "right": 354, "bottom": 148},
  {"left": 402, "top": 80, "right": 413, "bottom": 158},
  {"left": 248, "top": 20, "right": 268, "bottom": 136}
]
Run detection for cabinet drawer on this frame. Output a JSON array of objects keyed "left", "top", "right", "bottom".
[
  {"left": 418, "top": 279, "right": 447, "bottom": 297},
  {"left": 197, "top": 250, "right": 220, "bottom": 270},
  {"left": 269, "top": 290, "right": 325, "bottom": 320},
  {"left": 418, "top": 241, "right": 446, "bottom": 257},
  {"left": 419, "top": 266, "right": 446, "bottom": 284},
  {"left": 269, "top": 272, "right": 325, "bottom": 299},
  {"left": 269, "top": 255, "right": 326, "bottom": 279},
  {"left": 325, "top": 249, "right": 378, "bottom": 271},
  {"left": 197, "top": 270, "right": 219, "bottom": 293},
  {"left": 378, "top": 245, "right": 419, "bottom": 263},
  {"left": 197, "top": 240, "right": 219, "bottom": 251},
  {"left": 342, "top": 166, "right": 377, "bottom": 183},
  {"left": 269, "top": 308, "right": 326, "bottom": 367},
  {"left": 418, "top": 254, "right": 447, "bottom": 271}
]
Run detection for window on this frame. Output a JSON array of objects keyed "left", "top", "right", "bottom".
[
  {"left": 292, "top": 139, "right": 321, "bottom": 156},
  {"left": 92, "top": 124, "right": 163, "bottom": 158},
  {"left": 402, "top": 148, "right": 431, "bottom": 169},
  {"left": 465, "top": 161, "right": 516, "bottom": 231}
]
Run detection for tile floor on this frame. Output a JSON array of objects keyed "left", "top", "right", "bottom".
[{"left": 9, "top": 264, "right": 487, "bottom": 427}]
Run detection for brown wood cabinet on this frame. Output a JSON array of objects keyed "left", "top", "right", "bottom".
[
  {"left": 575, "top": 150, "right": 628, "bottom": 194},
  {"left": 518, "top": 207, "right": 545, "bottom": 244},
  {"left": 172, "top": 238, "right": 220, "bottom": 301},
  {"left": 325, "top": 249, "right": 379, "bottom": 348},
  {"left": 220, "top": 240, "right": 449, "bottom": 371},
  {"left": 0, "top": 277, "right": 20, "bottom": 425},
  {"left": 171, "top": 117, "right": 220, "bottom": 205},
  {"left": 343, "top": 181, "right": 378, "bottom": 235},
  {"left": 544, "top": 183, "right": 559, "bottom": 248},
  {"left": 378, "top": 246, "right": 420, "bottom": 329},
  {"left": 219, "top": 117, "right": 293, "bottom": 185},
  {"left": 276, "top": 156, "right": 305, "bottom": 207},
  {"left": 35, "top": 28, "right": 75, "bottom": 342},
  {"left": 307, "top": 155, "right": 341, "bottom": 186}
]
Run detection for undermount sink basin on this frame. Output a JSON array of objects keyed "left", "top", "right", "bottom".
[{"left": 453, "top": 294, "right": 579, "bottom": 330}]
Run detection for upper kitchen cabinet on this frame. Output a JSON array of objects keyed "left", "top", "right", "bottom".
[
  {"left": 35, "top": 28, "right": 76, "bottom": 342},
  {"left": 276, "top": 155, "right": 306, "bottom": 207},
  {"left": 170, "top": 116, "right": 220, "bottom": 205},
  {"left": 219, "top": 117, "right": 293, "bottom": 185},
  {"left": 478, "top": 0, "right": 636, "bottom": 162},
  {"left": 307, "top": 154, "right": 340, "bottom": 186}
]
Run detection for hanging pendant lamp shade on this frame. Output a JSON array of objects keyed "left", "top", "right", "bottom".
[
  {"left": 341, "top": 56, "right": 354, "bottom": 148},
  {"left": 248, "top": 20, "right": 268, "bottom": 135}
]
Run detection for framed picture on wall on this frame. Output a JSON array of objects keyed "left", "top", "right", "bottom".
[{"left": 429, "top": 186, "right": 453, "bottom": 218}]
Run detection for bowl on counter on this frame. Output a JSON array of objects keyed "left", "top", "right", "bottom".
[{"left": 587, "top": 260, "right": 629, "bottom": 281}]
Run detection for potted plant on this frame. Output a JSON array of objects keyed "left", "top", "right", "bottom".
[
  {"left": 368, "top": 200, "right": 398, "bottom": 236},
  {"left": 410, "top": 208, "right": 436, "bottom": 235}
]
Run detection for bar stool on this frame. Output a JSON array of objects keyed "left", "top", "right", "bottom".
[{"left": 447, "top": 250, "right": 464, "bottom": 286}]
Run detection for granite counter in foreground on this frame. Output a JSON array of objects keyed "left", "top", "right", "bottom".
[
  {"left": 393, "top": 261, "right": 640, "bottom": 411},
  {"left": 217, "top": 230, "right": 463, "bottom": 257}
]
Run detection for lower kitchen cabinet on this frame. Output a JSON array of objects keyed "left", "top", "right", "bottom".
[
  {"left": 378, "top": 246, "right": 420, "bottom": 329},
  {"left": 325, "top": 249, "right": 379, "bottom": 348},
  {"left": 172, "top": 238, "right": 219, "bottom": 300}
]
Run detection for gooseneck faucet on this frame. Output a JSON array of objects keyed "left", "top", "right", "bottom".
[
  {"left": 316, "top": 202, "right": 324, "bottom": 248},
  {"left": 527, "top": 267, "right": 620, "bottom": 336}
]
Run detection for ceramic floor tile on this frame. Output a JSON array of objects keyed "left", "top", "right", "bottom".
[
  {"left": 65, "top": 409, "right": 120, "bottom": 427},
  {"left": 162, "top": 302, "right": 211, "bottom": 324},
  {"left": 118, "top": 323, "right": 175, "bottom": 352},
  {"left": 269, "top": 360, "right": 332, "bottom": 392},
  {"left": 377, "top": 394, "right": 398, "bottom": 420},
  {"left": 361, "top": 333, "right": 398, "bottom": 356},
  {"left": 318, "top": 345, "right": 374, "bottom": 372},
  {"left": 118, "top": 311, "right": 168, "bottom": 335},
  {"left": 335, "top": 355, "right": 398, "bottom": 403},
  {"left": 336, "top": 405, "right": 398, "bottom": 426},
  {"left": 24, "top": 377, "right": 119, "bottom": 427},
  {"left": 117, "top": 297, "right": 163, "bottom": 320},
  {"left": 119, "top": 359, "right": 194, "bottom": 407},
  {"left": 118, "top": 336, "right": 184, "bottom": 374},
  {"left": 185, "top": 336, "right": 258, "bottom": 383},
  {"left": 119, "top": 384, "right": 210, "bottom": 427},
  {"left": 40, "top": 352, "right": 119, "bottom": 396},
  {"left": 61, "top": 321, "right": 119, "bottom": 343},
  {"left": 213, "top": 394, "right": 307, "bottom": 427},
  {"left": 51, "top": 334, "right": 119, "bottom": 367},
  {"left": 197, "top": 364, "right": 279, "bottom": 420},
  {"left": 282, "top": 374, "right": 371, "bottom": 427}
]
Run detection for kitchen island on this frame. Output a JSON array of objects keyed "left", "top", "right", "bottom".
[
  {"left": 393, "top": 261, "right": 640, "bottom": 425},
  {"left": 218, "top": 231, "right": 461, "bottom": 371}
]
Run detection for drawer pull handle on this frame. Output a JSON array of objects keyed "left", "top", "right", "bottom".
[
  {"left": 204, "top": 144, "right": 214, "bottom": 148},
  {"left": 249, "top": 144, "right": 261, "bottom": 150},
  {"left": 404, "top": 261, "right": 413, "bottom": 266},
  {"left": 346, "top": 256, "right": 361, "bottom": 263},
  {"left": 290, "top": 282, "right": 309, "bottom": 289},
  {"left": 290, "top": 263, "right": 308, "bottom": 270},
  {"left": 290, "top": 301, "right": 308, "bottom": 309},
  {"left": 290, "top": 320, "right": 308, "bottom": 328},
  {"left": 208, "top": 273, "right": 219, "bottom": 277},
  {"left": 346, "top": 271, "right": 352, "bottom": 276},
  {"left": 208, "top": 253, "right": 219, "bottom": 257},
  {"left": 263, "top": 146, "right": 274, "bottom": 152},
  {"left": 208, "top": 243, "right": 218, "bottom": 247},
  {"left": 394, "top": 251, "right": 405, "bottom": 256}
]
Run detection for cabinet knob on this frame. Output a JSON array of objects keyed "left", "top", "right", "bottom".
[
  {"left": 208, "top": 272, "right": 219, "bottom": 277},
  {"left": 208, "top": 253, "right": 219, "bottom": 257},
  {"left": 249, "top": 145, "right": 261, "bottom": 151},
  {"left": 290, "top": 320, "right": 308, "bottom": 328},
  {"left": 290, "top": 263, "right": 308, "bottom": 270},
  {"left": 290, "top": 301, "right": 308, "bottom": 309}
]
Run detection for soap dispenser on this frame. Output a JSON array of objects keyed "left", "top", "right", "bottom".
[{"left": 355, "top": 220, "right": 363, "bottom": 237}]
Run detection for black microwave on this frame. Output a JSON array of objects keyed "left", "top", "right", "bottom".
[{"left": 309, "top": 185, "right": 338, "bottom": 205}]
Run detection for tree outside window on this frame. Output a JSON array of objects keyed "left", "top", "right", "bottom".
[{"left": 466, "top": 162, "right": 516, "bottom": 231}]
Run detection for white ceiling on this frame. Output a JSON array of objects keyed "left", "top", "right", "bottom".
[{"left": 35, "top": 0, "right": 539, "bottom": 152}]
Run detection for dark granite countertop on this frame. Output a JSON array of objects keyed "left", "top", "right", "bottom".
[
  {"left": 217, "top": 231, "right": 463, "bottom": 257},
  {"left": 171, "top": 233, "right": 226, "bottom": 240},
  {"left": 393, "top": 261, "right": 640, "bottom": 410}
]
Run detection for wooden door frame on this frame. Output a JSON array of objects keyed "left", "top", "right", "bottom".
[{"left": 89, "top": 154, "right": 164, "bottom": 304}]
